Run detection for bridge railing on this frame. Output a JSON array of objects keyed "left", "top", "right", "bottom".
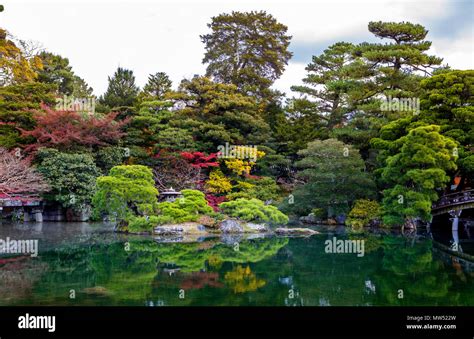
[{"left": 432, "top": 189, "right": 474, "bottom": 210}]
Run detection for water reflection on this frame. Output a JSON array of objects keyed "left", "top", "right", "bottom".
[{"left": 0, "top": 222, "right": 473, "bottom": 306}]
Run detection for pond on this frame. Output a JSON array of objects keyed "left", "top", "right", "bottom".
[{"left": 0, "top": 221, "right": 473, "bottom": 306}]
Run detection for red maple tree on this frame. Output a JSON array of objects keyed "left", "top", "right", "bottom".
[
  {"left": 180, "top": 151, "right": 219, "bottom": 168},
  {"left": 20, "top": 104, "right": 130, "bottom": 152},
  {"left": 205, "top": 194, "right": 226, "bottom": 211}
]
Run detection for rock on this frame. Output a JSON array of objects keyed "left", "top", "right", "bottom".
[
  {"left": 245, "top": 222, "right": 268, "bottom": 233},
  {"left": 153, "top": 222, "right": 209, "bottom": 235},
  {"left": 327, "top": 218, "right": 337, "bottom": 225},
  {"left": 299, "top": 213, "right": 319, "bottom": 224},
  {"left": 154, "top": 226, "right": 184, "bottom": 235},
  {"left": 198, "top": 215, "right": 217, "bottom": 228},
  {"left": 275, "top": 227, "right": 319, "bottom": 236},
  {"left": 219, "top": 219, "right": 244, "bottom": 233}
]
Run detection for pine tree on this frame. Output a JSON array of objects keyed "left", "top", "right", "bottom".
[
  {"left": 100, "top": 67, "right": 139, "bottom": 109},
  {"left": 142, "top": 72, "right": 172, "bottom": 99},
  {"left": 201, "top": 11, "right": 292, "bottom": 100}
]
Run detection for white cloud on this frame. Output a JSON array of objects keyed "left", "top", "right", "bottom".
[
  {"left": 1, "top": 0, "right": 471, "bottom": 97},
  {"left": 273, "top": 62, "right": 307, "bottom": 97},
  {"left": 431, "top": 30, "right": 474, "bottom": 70}
]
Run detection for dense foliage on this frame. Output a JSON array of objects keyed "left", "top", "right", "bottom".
[
  {"left": 92, "top": 165, "right": 158, "bottom": 221},
  {"left": 282, "top": 139, "right": 376, "bottom": 217},
  {"left": 155, "top": 189, "right": 215, "bottom": 225},
  {"left": 219, "top": 198, "right": 289, "bottom": 224},
  {"left": 36, "top": 149, "right": 99, "bottom": 209},
  {"left": 346, "top": 200, "right": 382, "bottom": 229},
  {"left": 0, "top": 14, "right": 471, "bottom": 228}
]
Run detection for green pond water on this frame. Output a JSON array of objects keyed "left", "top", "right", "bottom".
[{"left": 0, "top": 222, "right": 473, "bottom": 306}]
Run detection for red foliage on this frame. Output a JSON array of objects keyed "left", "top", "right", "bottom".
[
  {"left": 179, "top": 272, "right": 223, "bottom": 290},
  {"left": 205, "top": 193, "right": 226, "bottom": 212},
  {"left": 0, "top": 256, "right": 29, "bottom": 266},
  {"left": 0, "top": 148, "right": 49, "bottom": 197},
  {"left": 20, "top": 104, "right": 130, "bottom": 152},
  {"left": 180, "top": 151, "right": 219, "bottom": 168}
]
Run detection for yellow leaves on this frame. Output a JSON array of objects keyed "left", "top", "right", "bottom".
[
  {"left": 236, "top": 180, "right": 255, "bottom": 190},
  {"left": 0, "top": 29, "right": 41, "bottom": 85},
  {"left": 205, "top": 170, "right": 233, "bottom": 193},
  {"left": 222, "top": 146, "right": 265, "bottom": 176},
  {"left": 224, "top": 265, "right": 266, "bottom": 293},
  {"left": 225, "top": 158, "right": 252, "bottom": 176}
]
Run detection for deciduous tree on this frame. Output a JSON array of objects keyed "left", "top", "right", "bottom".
[
  {"left": 0, "top": 147, "right": 49, "bottom": 196},
  {"left": 21, "top": 104, "right": 129, "bottom": 152}
]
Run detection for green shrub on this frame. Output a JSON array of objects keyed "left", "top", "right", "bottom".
[
  {"left": 92, "top": 165, "right": 158, "bottom": 221},
  {"left": 346, "top": 199, "right": 381, "bottom": 229},
  {"left": 227, "top": 176, "right": 281, "bottom": 202},
  {"left": 219, "top": 198, "right": 288, "bottom": 224},
  {"left": 155, "top": 189, "right": 215, "bottom": 224},
  {"left": 36, "top": 148, "right": 100, "bottom": 209},
  {"left": 127, "top": 215, "right": 161, "bottom": 233},
  {"left": 311, "top": 208, "right": 326, "bottom": 219},
  {"left": 94, "top": 146, "right": 128, "bottom": 174}
]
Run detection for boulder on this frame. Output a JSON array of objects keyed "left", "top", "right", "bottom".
[
  {"left": 219, "top": 219, "right": 244, "bottom": 233},
  {"left": 245, "top": 222, "right": 268, "bottom": 233},
  {"left": 154, "top": 226, "right": 184, "bottom": 235},
  {"left": 299, "top": 213, "right": 319, "bottom": 224},
  {"left": 198, "top": 215, "right": 217, "bottom": 228}
]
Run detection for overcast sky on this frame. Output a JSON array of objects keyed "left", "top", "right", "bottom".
[{"left": 1, "top": 0, "right": 473, "bottom": 97}]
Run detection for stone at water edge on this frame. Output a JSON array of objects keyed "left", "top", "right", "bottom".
[
  {"left": 197, "top": 215, "right": 217, "bottom": 228},
  {"left": 245, "top": 222, "right": 268, "bottom": 232},
  {"left": 275, "top": 227, "right": 319, "bottom": 236},
  {"left": 154, "top": 226, "right": 184, "bottom": 235},
  {"left": 299, "top": 213, "right": 319, "bottom": 224},
  {"left": 219, "top": 219, "right": 244, "bottom": 233}
]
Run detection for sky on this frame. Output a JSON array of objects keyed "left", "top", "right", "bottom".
[{"left": 1, "top": 0, "right": 473, "bottom": 98}]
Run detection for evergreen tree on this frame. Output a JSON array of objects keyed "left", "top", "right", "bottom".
[
  {"left": 142, "top": 72, "right": 172, "bottom": 99},
  {"left": 419, "top": 70, "right": 473, "bottom": 187},
  {"left": 201, "top": 11, "right": 292, "bottom": 100},
  {"left": 282, "top": 139, "right": 376, "bottom": 217},
  {"left": 372, "top": 125, "right": 457, "bottom": 227},
  {"left": 100, "top": 67, "right": 139, "bottom": 110},
  {"left": 0, "top": 82, "right": 56, "bottom": 148},
  {"left": 37, "top": 51, "right": 93, "bottom": 96},
  {"left": 171, "top": 76, "right": 271, "bottom": 152}
]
